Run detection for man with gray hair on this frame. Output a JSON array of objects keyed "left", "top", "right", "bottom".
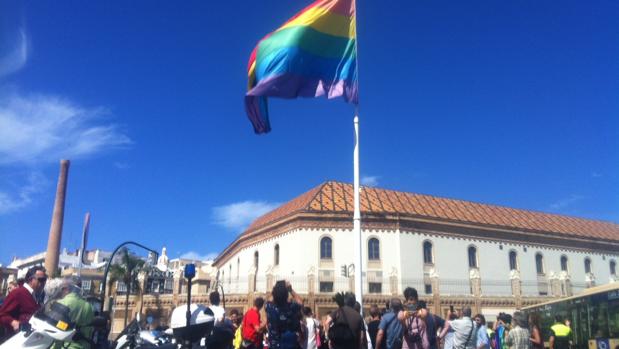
[
  {"left": 449, "top": 307, "right": 477, "bottom": 349},
  {"left": 504, "top": 312, "right": 530, "bottom": 349},
  {"left": 48, "top": 277, "right": 94, "bottom": 349}
]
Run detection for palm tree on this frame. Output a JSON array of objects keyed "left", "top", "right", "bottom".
[{"left": 109, "top": 248, "right": 146, "bottom": 328}]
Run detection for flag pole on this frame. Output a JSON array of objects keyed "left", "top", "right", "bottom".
[
  {"left": 352, "top": 0, "right": 363, "bottom": 312},
  {"left": 353, "top": 110, "right": 363, "bottom": 311}
]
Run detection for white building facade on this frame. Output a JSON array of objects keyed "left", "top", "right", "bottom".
[{"left": 214, "top": 181, "right": 619, "bottom": 318}]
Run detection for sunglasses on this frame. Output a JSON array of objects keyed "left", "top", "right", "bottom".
[{"left": 36, "top": 277, "right": 48, "bottom": 282}]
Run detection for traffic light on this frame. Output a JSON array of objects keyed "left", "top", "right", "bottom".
[{"left": 341, "top": 265, "right": 348, "bottom": 277}]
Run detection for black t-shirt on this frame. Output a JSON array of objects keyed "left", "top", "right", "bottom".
[
  {"left": 330, "top": 306, "right": 364, "bottom": 344},
  {"left": 367, "top": 319, "right": 381, "bottom": 349}
]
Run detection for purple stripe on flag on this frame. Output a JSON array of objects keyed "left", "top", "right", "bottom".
[{"left": 245, "top": 73, "right": 357, "bottom": 134}]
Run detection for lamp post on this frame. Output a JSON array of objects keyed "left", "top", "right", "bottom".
[{"left": 100, "top": 241, "right": 159, "bottom": 312}]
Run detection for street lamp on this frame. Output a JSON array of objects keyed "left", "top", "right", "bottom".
[{"left": 100, "top": 241, "right": 159, "bottom": 312}]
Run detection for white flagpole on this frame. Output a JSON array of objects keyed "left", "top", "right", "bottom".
[
  {"left": 352, "top": 0, "right": 363, "bottom": 312},
  {"left": 353, "top": 114, "right": 363, "bottom": 310}
]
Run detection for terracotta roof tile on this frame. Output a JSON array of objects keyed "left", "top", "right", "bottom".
[{"left": 241, "top": 181, "right": 619, "bottom": 242}]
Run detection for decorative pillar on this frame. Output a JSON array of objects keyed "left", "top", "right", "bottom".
[
  {"left": 389, "top": 268, "right": 399, "bottom": 296},
  {"left": 559, "top": 271, "right": 571, "bottom": 296},
  {"left": 266, "top": 267, "right": 274, "bottom": 292},
  {"left": 430, "top": 269, "right": 441, "bottom": 315},
  {"left": 469, "top": 268, "right": 481, "bottom": 297},
  {"left": 585, "top": 273, "right": 596, "bottom": 288},
  {"left": 45, "top": 160, "right": 70, "bottom": 276},
  {"left": 548, "top": 272, "right": 560, "bottom": 297},
  {"left": 307, "top": 267, "right": 316, "bottom": 312},
  {"left": 510, "top": 270, "right": 522, "bottom": 308}
]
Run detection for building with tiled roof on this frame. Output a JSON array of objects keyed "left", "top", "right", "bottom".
[{"left": 213, "top": 181, "right": 619, "bottom": 319}]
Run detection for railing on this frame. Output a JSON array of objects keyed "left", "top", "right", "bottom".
[{"left": 479, "top": 280, "right": 513, "bottom": 296}]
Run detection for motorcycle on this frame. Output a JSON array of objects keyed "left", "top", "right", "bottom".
[
  {"left": 0, "top": 301, "right": 107, "bottom": 349},
  {"left": 113, "top": 305, "right": 215, "bottom": 349}
]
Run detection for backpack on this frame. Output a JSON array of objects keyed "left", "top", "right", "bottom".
[
  {"left": 328, "top": 309, "right": 356, "bottom": 349},
  {"left": 267, "top": 303, "right": 303, "bottom": 349}
]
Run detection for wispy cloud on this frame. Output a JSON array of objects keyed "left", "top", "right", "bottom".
[
  {"left": 212, "top": 200, "right": 280, "bottom": 231},
  {"left": 0, "top": 29, "right": 28, "bottom": 78},
  {"left": 0, "top": 172, "right": 47, "bottom": 214},
  {"left": 591, "top": 172, "right": 603, "bottom": 178},
  {"left": 0, "top": 93, "right": 131, "bottom": 165},
  {"left": 549, "top": 194, "right": 584, "bottom": 211},
  {"left": 361, "top": 175, "right": 380, "bottom": 187},
  {"left": 180, "top": 251, "right": 218, "bottom": 261}
]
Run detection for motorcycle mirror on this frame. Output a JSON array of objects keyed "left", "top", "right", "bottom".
[{"left": 147, "top": 316, "right": 154, "bottom": 324}]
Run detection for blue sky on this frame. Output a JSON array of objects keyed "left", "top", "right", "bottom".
[{"left": 1, "top": 0, "right": 618, "bottom": 265}]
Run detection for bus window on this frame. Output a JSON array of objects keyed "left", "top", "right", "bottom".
[
  {"left": 588, "top": 300, "right": 609, "bottom": 339},
  {"left": 609, "top": 299, "right": 619, "bottom": 338}
]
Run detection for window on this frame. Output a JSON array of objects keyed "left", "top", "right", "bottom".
[
  {"left": 237, "top": 258, "right": 240, "bottom": 279},
  {"left": 611, "top": 260, "right": 617, "bottom": 276},
  {"left": 368, "top": 282, "right": 382, "bottom": 294},
  {"left": 319, "top": 281, "right": 334, "bottom": 293},
  {"left": 535, "top": 253, "right": 544, "bottom": 274},
  {"left": 561, "top": 255, "right": 568, "bottom": 272},
  {"left": 229, "top": 264, "right": 232, "bottom": 284},
  {"left": 509, "top": 251, "right": 518, "bottom": 271},
  {"left": 468, "top": 246, "right": 478, "bottom": 268},
  {"left": 423, "top": 241, "right": 433, "bottom": 264},
  {"left": 254, "top": 251, "right": 259, "bottom": 270},
  {"left": 320, "top": 237, "right": 332, "bottom": 259},
  {"left": 82, "top": 279, "right": 92, "bottom": 292},
  {"left": 424, "top": 283, "right": 432, "bottom": 295},
  {"left": 368, "top": 238, "right": 380, "bottom": 260},
  {"left": 584, "top": 258, "right": 592, "bottom": 274},
  {"left": 274, "top": 244, "right": 280, "bottom": 266}
]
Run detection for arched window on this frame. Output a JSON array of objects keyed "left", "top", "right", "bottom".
[
  {"left": 368, "top": 238, "right": 380, "bottom": 260},
  {"left": 584, "top": 258, "right": 592, "bottom": 274},
  {"left": 254, "top": 251, "right": 259, "bottom": 270},
  {"left": 560, "top": 255, "right": 568, "bottom": 272},
  {"left": 274, "top": 244, "right": 280, "bottom": 266},
  {"left": 423, "top": 241, "right": 433, "bottom": 264},
  {"left": 320, "top": 237, "right": 332, "bottom": 259},
  {"left": 535, "top": 253, "right": 544, "bottom": 274},
  {"left": 509, "top": 251, "right": 518, "bottom": 271},
  {"left": 468, "top": 246, "right": 478, "bottom": 268},
  {"left": 611, "top": 260, "right": 617, "bottom": 275}
]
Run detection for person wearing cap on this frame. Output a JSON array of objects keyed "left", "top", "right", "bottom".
[
  {"left": 0, "top": 266, "right": 47, "bottom": 340},
  {"left": 49, "top": 277, "right": 94, "bottom": 349}
]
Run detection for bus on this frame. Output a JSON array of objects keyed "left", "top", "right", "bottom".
[{"left": 522, "top": 282, "right": 619, "bottom": 349}]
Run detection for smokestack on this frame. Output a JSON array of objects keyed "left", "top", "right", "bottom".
[{"left": 44, "top": 159, "right": 70, "bottom": 277}]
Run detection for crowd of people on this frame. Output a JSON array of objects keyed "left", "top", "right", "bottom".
[
  {"left": 217, "top": 284, "right": 573, "bottom": 349},
  {"left": 0, "top": 271, "right": 575, "bottom": 349}
]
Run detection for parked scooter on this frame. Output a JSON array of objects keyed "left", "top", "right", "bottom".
[{"left": 0, "top": 301, "right": 107, "bottom": 349}]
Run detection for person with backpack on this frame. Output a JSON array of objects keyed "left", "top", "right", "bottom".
[
  {"left": 449, "top": 307, "right": 477, "bottom": 349},
  {"left": 265, "top": 280, "right": 304, "bottom": 349},
  {"left": 326, "top": 292, "right": 364, "bottom": 349},
  {"left": 375, "top": 298, "right": 403, "bottom": 349},
  {"left": 398, "top": 300, "right": 429, "bottom": 349},
  {"left": 303, "top": 307, "right": 320, "bottom": 349}
]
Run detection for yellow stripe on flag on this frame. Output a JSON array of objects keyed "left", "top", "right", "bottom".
[{"left": 277, "top": 6, "right": 355, "bottom": 39}]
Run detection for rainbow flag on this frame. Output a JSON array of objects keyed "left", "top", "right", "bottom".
[{"left": 245, "top": 0, "right": 358, "bottom": 134}]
